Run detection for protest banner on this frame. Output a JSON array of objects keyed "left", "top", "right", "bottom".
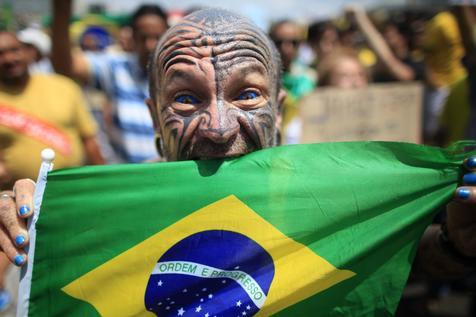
[{"left": 300, "top": 83, "right": 423, "bottom": 144}]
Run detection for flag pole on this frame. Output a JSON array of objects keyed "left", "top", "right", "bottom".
[{"left": 17, "top": 148, "right": 55, "bottom": 317}]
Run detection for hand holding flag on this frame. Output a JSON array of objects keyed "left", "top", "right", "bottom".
[
  {"left": 446, "top": 157, "right": 476, "bottom": 257},
  {"left": 415, "top": 156, "right": 476, "bottom": 277},
  {"left": 0, "top": 148, "right": 54, "bottom": 266},
  {"left": 0, "top": 178, "right": 34, "bottom": 265}
]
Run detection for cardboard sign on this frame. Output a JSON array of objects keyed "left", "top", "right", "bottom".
[{"left": 299, "top": 83, "right": 423, "bottom": 144}]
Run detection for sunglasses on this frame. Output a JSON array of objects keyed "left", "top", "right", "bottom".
[{"left": 273, "top": 39, "right": 301, "bottom": 48}]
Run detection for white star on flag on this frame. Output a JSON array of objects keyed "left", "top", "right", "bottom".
[
  {"left": 183, "top": 289, "right": 188, "bottom": 293},
  {"left": 157, "top": 280, "right": 163, "bottom": 287},
  {"left": 208, "top": 294, "right": 213, "bottom": 299},
  {"left": 205, "top": 313, "right": 209, "bottom": 317},
  {"left": 242, "top": 312, "right": 247, "bottom": 316},
  {"left": 234, "top": 266, "right": 240, "bottom": 269},
  {"left": 195, "top": 305, "right": 202, "bottom": 313},
  {"left": 177, "top": 308, "right": 185, "bottom": 316},
  {"left": 236, "top": 300, "right": 242, "bottom": 307},
  {"left": 246, "top": 305, "right": 251, "bottom": 310}
]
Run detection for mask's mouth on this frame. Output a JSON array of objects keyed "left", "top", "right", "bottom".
[
  {"left": 189, "top": 152, "right": 247, "bottom": 161},
  {"left": 180, "top": 129, "right": 258, "bottom": 161}
]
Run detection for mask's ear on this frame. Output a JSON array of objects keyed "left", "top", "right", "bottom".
[
  {"left": 145, "top": 97, "right": 164, "bottom": 157},
  {"left": 275, "top": 88, "right": 287, "bottom": 129},
  {"left": 146, "top": 97, "right": 160, "bottom": 130},
  {"left": 273, "top": 88, "right": 287, "bottom": 146}
]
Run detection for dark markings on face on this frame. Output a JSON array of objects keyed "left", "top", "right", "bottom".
[{"left": 150, "top": 8, "right": 282, "bottom": 161}]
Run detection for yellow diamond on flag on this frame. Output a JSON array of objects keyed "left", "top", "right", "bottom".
[{"left": 62, "top": 195, "right": 355, "bottom": 316}]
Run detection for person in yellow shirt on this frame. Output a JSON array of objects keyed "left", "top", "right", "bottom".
[
  {"left": 0, "top": 31, "right": 104, "bottom": 186},
  {"left": 424, "top": 11, "right": 466, "bottom": 89},
  {"left": 439, "top": 4, "right": 476, "bottom": 146},
  {"left": 439, "top": 75, "right": 470, "bottom": 147},
  {"left": 0, "top": 30, "right": 104, "bottom": 311},
  {"left": 422, "top": 10, "right": 467, "bottom": 143}
]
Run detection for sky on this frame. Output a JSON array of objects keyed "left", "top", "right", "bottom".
[
  {"left": 3, "top": 0, "right": 444, "bottom": 31},
  {"left": 73, "top": 0, "right": 409, "bottom": 27},
  {"left": 73, "top": 0, "right": 407, "bottom": 16},
  {"left": 3, "top": 0, "right": 414, "bottom": 26}
]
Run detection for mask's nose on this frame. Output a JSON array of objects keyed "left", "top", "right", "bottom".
[{"left": 197, "top": 100, "right": 240, "bottom": 144}]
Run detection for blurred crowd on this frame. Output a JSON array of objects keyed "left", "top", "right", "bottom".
[
  {"left": 271, "top": 5, "right": 475, "bottom": 146},
  {"left": 0, "top": 0, "right": 475, "bottom": 315}
]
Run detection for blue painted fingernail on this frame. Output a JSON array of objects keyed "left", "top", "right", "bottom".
[
  {"left": 463, "top": 173, "right": 476, "bottom": 185},
  {"left": 19, "top": 205, "right": 30, "bottom": 216},
  {"left": 457, "top": 188, "right": 471, "bottom": 200},
  {"left": 14, "top": 254, "right": 24, "bottom": 266},
  {"left": 15, "top": 235, "right": 25, "bottom": 246},
  {"left": 467, "top": 157, "right": 476, "bottom": 168}
]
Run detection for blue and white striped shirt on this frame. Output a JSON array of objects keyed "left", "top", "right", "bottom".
[{"left": 87, "top": 51, "right": 158, "bottom": 163}]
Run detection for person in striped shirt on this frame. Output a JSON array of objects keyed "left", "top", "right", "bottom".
[{"left": 51, "top": 0, "right": 169, "bottom": 163}]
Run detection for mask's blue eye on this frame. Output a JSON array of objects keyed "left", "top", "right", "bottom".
[
  {"left": 235, "top": 90, "right": 260, "bottom": 101},
  {"left": 174, "top": 94, "right": 200, "bottom": 104}
]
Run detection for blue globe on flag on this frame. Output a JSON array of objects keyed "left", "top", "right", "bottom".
[{"left": 145, "top": 230, "right": 275, "bottom": 316}]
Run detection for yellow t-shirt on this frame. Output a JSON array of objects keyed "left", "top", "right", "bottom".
[
  {"left": 0, "top": 74, "right": 97, "bottom": 184},
  {"left": 440, "top": 75, "right": 470, "bottom": 146},
  {"left": 423, "top": 11, "right": 466, "bottom": 88}
]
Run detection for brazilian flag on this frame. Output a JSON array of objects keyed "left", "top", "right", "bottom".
[{"left": 18, "top": 142, "right": 474, "bottom": 316}]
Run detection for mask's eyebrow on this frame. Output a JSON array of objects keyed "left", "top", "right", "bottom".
[
  {"left": 236, "top": 63, "right": 268, "bottom": 77},
  {"left": 164, "top": 68, "right": 197, "bottom": 83},
  {"left": 163, "top": 55, "right": 196, "bottom": 74}
]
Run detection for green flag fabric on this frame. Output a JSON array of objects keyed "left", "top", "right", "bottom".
[{"left": 18, "top": 141, "right": 474, "bottom": 317}]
